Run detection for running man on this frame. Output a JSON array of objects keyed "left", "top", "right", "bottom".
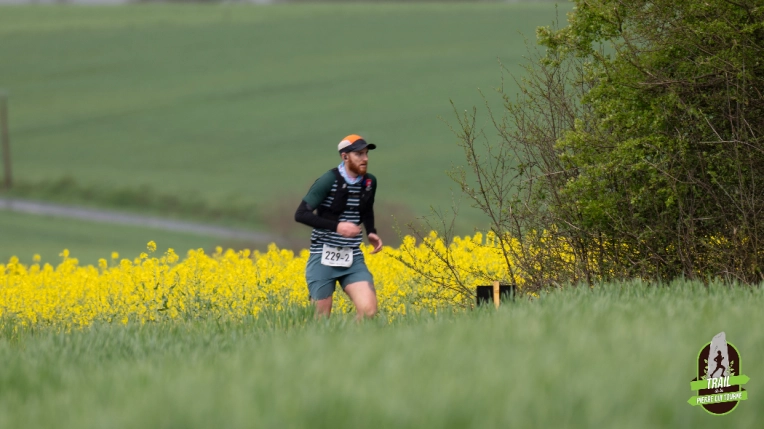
[
  {"left": 709, "top": 350, "right": 726, "bottom": 378},
  {"left": 294, "top": 134, "right": 382, "bottom": 318}
]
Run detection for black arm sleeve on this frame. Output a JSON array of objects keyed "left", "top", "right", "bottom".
[
  {"left": 363, "top": 211, "right": 377, "bottom": 236},
  {"left": 295, "top": 200, "right": 340, "bottom": 232},
  {"left": 362, "top": 181, "right": 377, "bottom": 236}
]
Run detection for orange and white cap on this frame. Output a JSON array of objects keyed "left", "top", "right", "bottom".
[{"left": 338, "top": 134, "right": 377, "bottom": 154}]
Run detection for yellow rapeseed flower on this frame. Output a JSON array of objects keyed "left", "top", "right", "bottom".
[{"left": 0, "top": 232, "right": 550, "bottom": 330}]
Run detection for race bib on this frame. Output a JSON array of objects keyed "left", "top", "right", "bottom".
[{"left": 321, "top": 244, "right": 353, "bottom": 267}]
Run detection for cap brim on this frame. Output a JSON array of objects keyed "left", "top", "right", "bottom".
[{"left": 340, "top": 141, "right": 376, "bottom": 153}]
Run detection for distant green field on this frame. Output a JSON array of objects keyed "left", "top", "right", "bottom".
[
  {"left": 0, "top": 210, "right": 241, "bottom": 265},
  {"left": 0, "top": 281, "right": 760, "bottom": 428},
  {"left": 0, "top": 3, "right": 568, "bottom": 232}
]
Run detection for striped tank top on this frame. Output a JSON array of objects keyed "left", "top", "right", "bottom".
[{"left": 310, "top": 179, "right": 364, "bottom": 255}]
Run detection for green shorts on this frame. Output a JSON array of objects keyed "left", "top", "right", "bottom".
[{"left": 305, "top": 252, "right": 374, "bottom": 300}]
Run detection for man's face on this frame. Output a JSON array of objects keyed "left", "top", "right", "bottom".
[{"left": 344, "top": 148, "right": 369, "bottom": 175}]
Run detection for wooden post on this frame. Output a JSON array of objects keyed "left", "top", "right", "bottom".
[
  {"left": 0, "top": 91, "right": 11, "bottom": 190},
  {"left": 492, "top": 280, "right": 500, "bottom": 309}
]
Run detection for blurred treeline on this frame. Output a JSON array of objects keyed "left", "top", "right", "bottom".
[{"left": 442, "top": 0, "right": 764, "bottom": 286}]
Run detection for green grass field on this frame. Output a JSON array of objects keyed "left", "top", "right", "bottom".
[
  {"left": 0, "top": 280, "right": 760, "bottom": 428},
  {"left": 0, "top": 3, "right": 567, "bottom": 231},
  {"left": 0, "top": 210, "right": 241, "bottom": 265}
]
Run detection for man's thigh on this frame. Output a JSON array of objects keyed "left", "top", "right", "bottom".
[
  {"left": 344, "top": 281, "right": 377, "bottom": 316},
  {"left": 339, "top": 256, "right": 376, "bottom": 313},
  {"left": 305, "top": 254, "right": 339, "bottom": 300},
  {"left": 344, "top": 281, "right": 376, "bottom": 300},
  {"left": 313, "top": 296, "right": 333, "bottom": 316}
]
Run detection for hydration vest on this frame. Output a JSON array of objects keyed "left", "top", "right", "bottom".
[{"left": 316, "top": 168, "right": 373, "bottom": 222}]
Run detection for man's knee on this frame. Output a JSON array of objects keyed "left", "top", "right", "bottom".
[
  {"left": 345, "top": 281, "right": 377, "bottom": 317},
  {"left": 358, "top": 301, "right": 377, "bottom": 318}
]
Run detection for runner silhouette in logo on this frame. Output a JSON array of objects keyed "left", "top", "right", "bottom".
[{"left": 709, "top": 350, "right": 727, "bottom": 378}]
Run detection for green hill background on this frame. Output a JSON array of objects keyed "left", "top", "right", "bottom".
[{"left": 0, "top": 3, "right": 570, "bottom": 264}]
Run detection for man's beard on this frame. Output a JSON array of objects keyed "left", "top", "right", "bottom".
[{"left": 346, "top": 157, "right": 367, "bottom": 176}]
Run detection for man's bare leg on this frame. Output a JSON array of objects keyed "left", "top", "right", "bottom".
[
  {"left": 313, "top": 296, "right": 333, "bottom": 317},
  {"left": 344, "top": 281, "right": 377, "bottom": 320}
]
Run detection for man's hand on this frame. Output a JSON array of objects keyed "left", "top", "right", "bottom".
[
  {"left": 367, "top": 233, "right": 383, "bottom": 254},
  {"left": 337, "top": 222, "right": 362, "bottom": 238}
]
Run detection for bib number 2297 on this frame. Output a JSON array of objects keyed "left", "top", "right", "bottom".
[{"left": 321, "top": 245, "right": 353, "bottom": 267}]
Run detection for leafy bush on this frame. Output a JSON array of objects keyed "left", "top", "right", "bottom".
[{"left": 441, "top": 0, "right": 764, "bottom": 287}]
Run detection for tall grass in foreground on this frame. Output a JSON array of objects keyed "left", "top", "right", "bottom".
[{"left": 0, "top": 280, "right": 760, "bottom": 428}]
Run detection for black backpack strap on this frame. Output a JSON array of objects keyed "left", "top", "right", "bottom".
[
  {"left": 330, "top": 167, "right": 343, "bottom": 182},
  {"left": 358, "top": 175, "right": 373, "bottom": 216},
  {"left": 327, "top": 168, "right": 349, "bottom": 218},
  {"left": 318, "top": 168, "right": 371, "bottom": 222}
]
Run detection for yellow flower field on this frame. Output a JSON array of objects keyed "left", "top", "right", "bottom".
[{"left": 0, "top": 232, "right": 521, "bottom": 329}]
